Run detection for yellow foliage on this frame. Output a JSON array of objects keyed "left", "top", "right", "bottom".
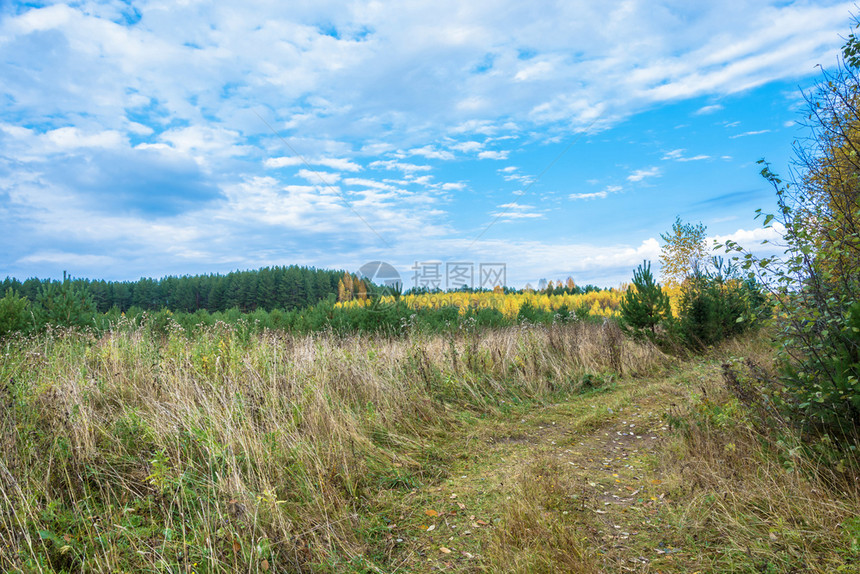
[{"left": 335, "top": 290, "right": 624, "bottom": 318}]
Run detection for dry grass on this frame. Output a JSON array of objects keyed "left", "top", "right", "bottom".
[
  {"left": 5, "top": 323, "right": 860, "bottom": 573},
  {"left": 485, "top": 455, "right": 598, "bottom": 573},
  {"left": 0, "top": 319, "right": 665, "bottom": 573},
  {"left": 655, "top": 334, "right": 860, "bottom": 573}
]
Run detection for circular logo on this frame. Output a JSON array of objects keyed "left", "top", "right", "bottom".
[{"left": 357, "top": 261, "right": 403, "bottom": 304}]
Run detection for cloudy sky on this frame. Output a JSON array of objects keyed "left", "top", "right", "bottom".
[{"left": 1, "top": 0, "right": 855, "bottom": 287}]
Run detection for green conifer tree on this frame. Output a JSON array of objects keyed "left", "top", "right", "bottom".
[{"left": 620, "top": 260, "right": 672, "bottom": 337}]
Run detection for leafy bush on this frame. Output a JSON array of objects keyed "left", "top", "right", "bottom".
[
  {"left": 676, "top": 263, "right": 769, "bottom": 349},
  {"left": 721, "top": 33, "right": 860, "bottom": 434}
]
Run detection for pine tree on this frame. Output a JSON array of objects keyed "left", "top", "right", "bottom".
[
  {"left": 35, "top": 279, "right": 96, "bottom": 329},
  {"left": 0, "top": 289, "right": 32, "bottom": 337},
  {"left": 620, "top": 261, "right": 672, "bottom": 336}
]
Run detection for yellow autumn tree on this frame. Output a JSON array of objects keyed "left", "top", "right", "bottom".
[
  {"left": 659, "top": 217, "right": 708, "bottom": 290},
  {"left": 797, "top": 74, "right": 860, "bottom": 281}
]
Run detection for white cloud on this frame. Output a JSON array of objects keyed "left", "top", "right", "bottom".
[
  {"left": 160, "top": 126, "right": 242, "bottom": 156},
  {"left": 570, "top": 184, "right": 621, "bottom": 200},
  {"left": 127, "top": 122, "right": 154, "bottom": 136},
  {"left": 662, "top": 148, "right": 710, "bottom": 162},
  {"left": 451, "top": 141, "right": 483, "bottom": 153},
  {"left": 1, "top": 0, "right": 851, "bottom": 151},
  {"left": 265, "top": 156, "right": 361, "bottom": 171},
  {"left": 712, "top": 223, "right": 785, "bottom": 247},
  {"left": 343, "top": 178, "right": 396, "bottom": 191},
  {"left": 45, "top": 127, "right": 125, "bottom": 150},
  {"left": 265, "top": 156, "right": 304, "bottom": 168},
  {"left": 18, "top": 250, "right": 117, "bottom": 267},
  {"left": 296, "top": 169, "right": 341, "bottom": 184},
  {"left": 478, "top": 150, "right": 509, "bottom": 160},
  {"left": 369, "top": 160, "right": 432, "bottom": 173},
  {"left": 695, "top": 104, "right": 724, "bottom": 115},
  {"left": 627, "top": 167, "right": 660, "bottom": 182},
  {"left": 433, "top": 236, "right": 663, "bottom": 286},
  {"left": 730, "top": 129, "right": 771, "bottom": 138},
  {"left": 408, "top": 146, "right": 455, "bottom": 160},
  {"left": 570, "top": 191, "right": 608, "bottom": 200},
  {"left": 491, "top": 202, "right": 544, "bottom": 220},
  {"left": 514, "top": 60, "right": 555, "bottom": 82}
]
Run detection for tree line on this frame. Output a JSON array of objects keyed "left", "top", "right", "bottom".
[{"left": 0, "top": 266, "right": 347, "bottom": 314}]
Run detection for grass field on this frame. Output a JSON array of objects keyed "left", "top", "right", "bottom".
[{"left": 1, "top": 320, "right": 858, "bottom": 572}]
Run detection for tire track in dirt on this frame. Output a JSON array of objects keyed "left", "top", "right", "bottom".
[{"left": 385, "top": 373, "right": 699, "bottom": 573}]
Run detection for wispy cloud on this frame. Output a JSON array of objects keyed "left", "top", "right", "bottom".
[
  {"left": 730, "top": 129, "right": 771, "bottom": 138},
  {"left": 450, "top": 141, "right": 483, "bottom": 153},
  {"left": 296, "top": 169, "right": 341, "bottom": 184},
  {"left": 569, "top": 184, "right": 621, "bottom": 200},
  {"left": 490, "top": 202, "right": 545, "bottom": 220},
  {"left": 369, "top": 160, "right": 432, "bottom": 173},
  {"left": 478, "top": 150, "right": 509, "bottom": 160},
  {"left": 662, "top": 149, "right": 711, "bottom": 162},
  {"left": 407, "top": 146, "right": 455, "bottom": 160},
  {"left": 569, "top": 191, "right": 608, "bottom": 200},
  {"left": 265, "top": 156, "right": 362, "bottom": 171},
  {"left": 627, "top": 167, "right": 660, "bottom": 182},
  {"left": 695, "top": 104, "right": 724, "bottom": 115}
]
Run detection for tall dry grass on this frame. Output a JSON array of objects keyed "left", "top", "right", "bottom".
[
  {"left": 0, "top": 319, "right": 665, "bottom": 573},
  {"left": 657, "top": 335, "right": 860, "bottom": 573}
]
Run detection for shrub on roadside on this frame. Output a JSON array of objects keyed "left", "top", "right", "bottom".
[{"left": 676, "top": 268, "right": 770, "bottom": 350}]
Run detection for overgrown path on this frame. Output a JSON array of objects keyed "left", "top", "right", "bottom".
[{"left": 371, "top": 361, "right": 716, "bottom": 573}]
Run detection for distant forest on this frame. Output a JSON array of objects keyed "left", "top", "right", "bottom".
[{"left": 0, "top": 266, "right": 347, "bottom": 313}]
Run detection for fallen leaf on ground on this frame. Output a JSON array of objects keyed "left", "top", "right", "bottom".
[
  {"left": 440, "top": 546, "right": 452, "bottom": 554},
  {"left": 425, "top": 509, "right": 438, "bottom": 517}
]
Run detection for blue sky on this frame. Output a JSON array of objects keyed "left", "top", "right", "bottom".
[{"left": 0, "top": 0, "right": 855, "bottom": 287}]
